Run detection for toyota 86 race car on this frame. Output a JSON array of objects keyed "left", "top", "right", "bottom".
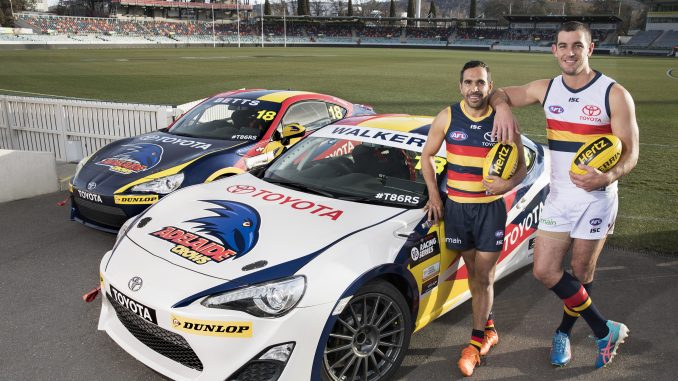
[
  {"left": 97, "top": 114, "right": 549, "bottom": 381},
  {"left": 70, "top": 89, "right": 374, "bottom": 232}
]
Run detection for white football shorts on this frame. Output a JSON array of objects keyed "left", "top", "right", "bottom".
[{"left": 538, "top": 191, "right": 618, "bottom": 240}]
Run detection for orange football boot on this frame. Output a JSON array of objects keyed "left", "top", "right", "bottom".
[
  {"left": 480, "top": 329, "right": 499, "bottom": 356},
  {"left": 458, "top": 345, "right": 481, "bottom": 377}
]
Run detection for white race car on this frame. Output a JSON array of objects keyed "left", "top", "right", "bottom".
[{"left": 97, "top": 114, "right": 549, "bottom": 381}]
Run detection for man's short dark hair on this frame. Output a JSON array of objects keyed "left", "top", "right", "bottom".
[
  {"left": 556, "top": 21, "right": 592, "bottom": 44},
  {"left": 460, "top": 60, "right": 491, "bottom": 83}
]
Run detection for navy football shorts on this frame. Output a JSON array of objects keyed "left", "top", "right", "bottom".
[{"left": 444, "top": 198, "right": 507, "bottom": 253}]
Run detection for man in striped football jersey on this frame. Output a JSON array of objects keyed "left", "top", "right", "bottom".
[
  {"left": 421, "top": 61, "right": 527, "bottom": 377},
  {"left": 490, "top": 21, "right": 639, "bottom": 369}
]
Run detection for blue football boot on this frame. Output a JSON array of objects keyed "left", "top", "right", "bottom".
[
  {"left": 550, "top": 330, "right": 571, "bottom": 367},
  {"left": 595, "top": 320, "right": 629, "bottom": 368}
]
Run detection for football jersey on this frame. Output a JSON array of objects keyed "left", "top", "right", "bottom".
[
  {"left": 444, "top": 101, "right": 501, "bottom": 204},
  {"left": 543, "top": 71, "right": 618, "bottom": 198}
]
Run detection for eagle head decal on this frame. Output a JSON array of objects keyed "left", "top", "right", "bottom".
[
  {"left": 96, "top": 143, "right": 163, "bottom": 174},
  {"left": 189, "top": 200, "right": 261, "bottom": 259}
]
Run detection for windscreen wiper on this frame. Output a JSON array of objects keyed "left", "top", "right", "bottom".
[{"left": 266, "top": 179, "right": 335, "bottom": 198}]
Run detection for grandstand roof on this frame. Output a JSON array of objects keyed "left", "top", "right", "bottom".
[
  {"left": 260, "top": 15, "right": 500, "bottom": 25},
  {"left": 504, "top": 15, "right": 622, "bottom": 23},
  {"left": 111, "top": 0, "right": 253, "bottom": 11}
]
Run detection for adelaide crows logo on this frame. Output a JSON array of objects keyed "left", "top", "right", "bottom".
[
  {"left": 96, "top": 143, "right": 163, "bottom": 174},
  {"left": 150, "top": 200, "right": 261, "bottom": 265}
]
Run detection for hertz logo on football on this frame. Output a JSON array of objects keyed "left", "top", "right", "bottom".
[
  {"left": 570, "top": 135, "right": 622, "bottom": 175},
  {"left": 483, "top": 143, "right": 518, "bottom": 182}
]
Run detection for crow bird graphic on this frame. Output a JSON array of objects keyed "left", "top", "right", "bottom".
[{"left": 189, "top": 200, "right": 261, "bottom": 259}]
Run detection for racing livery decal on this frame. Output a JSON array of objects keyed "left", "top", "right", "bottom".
[
  {"left": 109, "top": 285, "right": 157, "bottom": 324},
  {"left": 96, "top": 143, "right": 164, "bottom": 174},
  {"left": 114, "top": 195, "right": 159, "bottom": 204},
  {"left": 408, "top": 233, "right": 441, "bottom": 268},
  {"left": 150, "top": 200, "right": 261, "bottom": 265},
  {"left": 226, "top": 185, "right": 344, "bottom": 221},
  {"left": 138, "top": 134, "right": 212, "bottom": 150},
  {"left": 171, "top": 315, "right": 252, "bottom": 338}
]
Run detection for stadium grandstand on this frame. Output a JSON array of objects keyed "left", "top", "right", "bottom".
[
  {"left": 1, "top": 7, "right": 677, "bottom": 56},
  {"left": 621, "top": 0, "right": 678, "bottom": 55}
]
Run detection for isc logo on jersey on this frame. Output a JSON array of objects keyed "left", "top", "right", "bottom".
[
  {"left": 483, "top": 143, "right": 518, "bottom": 182},
  {"left": 570, "top": 135, "right": 622, "bottom": 175}
]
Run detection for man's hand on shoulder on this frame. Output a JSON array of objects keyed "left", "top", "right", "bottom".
[{"left": 492, "top": 103, "right": 520, "bottom": 144}]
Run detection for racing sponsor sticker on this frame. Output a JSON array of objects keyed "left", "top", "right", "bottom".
[
  {"left": 110, "top": 285, "right": 157, "bottom": 324},
  {"left": 114, "top": 194, "right": 159, "bottom": 205},
  {"left": 374, "top": 192, "right": 420, "bottom": 205},
  {"left": 422, "top": 261, "right": 440, "bottom": 281},
  {"left": 317, "top": 126, "right": 427, "bottom": 151},
  {"left": 420, "top": 262, "right": 440, "bottom": 296},
  {"left": 138, "top": 134, "right": 212, "bottom": 150},
  {"left": 76, "top": 189, "right": 103, "bottom": 203},
  {"left": 171, "top": 315, "right": 252, "bottom": 338},
  {"left": 226, "top": 185, "right": 344, "bottom": 221},
  {"left": 409, "top": 233, "right": 441, "bottom": 267},
  {"left": 96, "top": 143, "right": 163, "bottom": 174},
  {"left": 150, "top": 200, "right": 261, "bottom": 265}
]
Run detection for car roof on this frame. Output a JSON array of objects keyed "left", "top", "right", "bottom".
[
  {"left": 326, "top": 114, "right": 434, "bottom": 135},
  {"left": 211, "top": 89, "right": 331, "bottom": 103}
]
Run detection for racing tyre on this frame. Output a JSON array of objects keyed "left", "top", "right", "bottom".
[{"left": 321, "top": 280, "right": 412, "bottom": 381}]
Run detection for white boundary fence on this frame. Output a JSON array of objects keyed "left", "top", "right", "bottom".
[{"left": 0, "top": 95, "right": 177, "bottom": 162}]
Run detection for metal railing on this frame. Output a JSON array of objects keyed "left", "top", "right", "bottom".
[{"left": 0, "top": 95, "right": 175, "bottom": 161}]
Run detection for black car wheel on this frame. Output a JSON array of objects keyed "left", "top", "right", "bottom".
[{"left": 322, "top": 280, "right": 412, "bottom": 381}]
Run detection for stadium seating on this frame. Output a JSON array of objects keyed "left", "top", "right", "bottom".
[
  {"left": 2, "top": 13, "right": 643, "bottom": 52},
  {"left": 652, "top": 30, "right": 678, "bottom": 48},
  {"left": 625, "top": 30, "right": 663, "bottom": 47}
]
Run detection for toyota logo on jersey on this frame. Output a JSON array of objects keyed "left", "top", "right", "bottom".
[{"left": 582, "top": 105, "right": 601, "bottom": 117}]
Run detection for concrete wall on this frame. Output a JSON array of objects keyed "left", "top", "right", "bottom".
[{"left": 0, "top": 150, "right": 58, "bottom": 203}]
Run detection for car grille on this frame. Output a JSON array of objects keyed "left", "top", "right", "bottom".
[
  {"left": 74, "top": 197, "right": 128, "bottom": 228},
  {"left": 228, "top": 360, "right": 283, "bottom": 381},
  {"left": 107, "top": 293, "right": 204, "bottom": 372}
]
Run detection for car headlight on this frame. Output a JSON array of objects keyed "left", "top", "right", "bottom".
[
  {"left": 201, "top": 276, "right": 306, "bottom": 318},
  {"left": 73, "top": 154, "right": 92, "bottom": 180},
  {"left": 131, "top": 173, "right": 184, "bottom": 194}
]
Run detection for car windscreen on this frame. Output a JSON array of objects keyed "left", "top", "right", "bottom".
[
  {"left": 262, "top": 132, "right": 445, "bottom": 209},
  {"left": 169, "top": 97, "right": 282, "bottom": 141}
]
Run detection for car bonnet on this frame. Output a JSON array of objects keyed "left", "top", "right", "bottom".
[
  {"left": 77, "top": 132, "right": 248, "bottom": 192},
  {"left": 120, "top": 173, "right": 407, "bottom": 280}
]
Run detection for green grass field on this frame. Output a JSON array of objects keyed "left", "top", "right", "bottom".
[{"left": 1, "top": 47, "right": 676, "bottom": 253}]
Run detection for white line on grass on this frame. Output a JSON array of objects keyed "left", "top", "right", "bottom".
[
  {"left": 667, "top": 69, "right": 678, "bottom": 80},
  {"left": 596, "top": 266, "right": 626, "bottom": 271},
  {"left": 657, "top": 261, "right": 678, "bottom": 267}
]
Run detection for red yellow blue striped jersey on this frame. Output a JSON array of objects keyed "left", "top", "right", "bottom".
[
  {"left": 543, "top": 71, "right": 617, "bottom": 197},
  {"left": 444, "top": 101, "right": 501, "bottom": 204}
]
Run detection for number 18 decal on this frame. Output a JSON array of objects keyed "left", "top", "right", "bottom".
[
  {"left": 256, "top": 110, "right": 277, "bottom": 121},
  {"left": 328, "top": 105, "right": 344, "bottom": 121}
]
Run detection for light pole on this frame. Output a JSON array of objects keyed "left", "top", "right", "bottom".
[
  {"left": 260, "top": 0, "right": 264, "bottom": 47},
  {"left": 9, "top": 0, "right": 15, "bottom": 18},
  {"left": 212, "top": 4, "right": 216, "bottom": 48},
  {"left": 237, "top": 0, "right": 241, "bottom": 47},
  {"left": 282, "top": 0, "right": 286, "bottom": 47}
]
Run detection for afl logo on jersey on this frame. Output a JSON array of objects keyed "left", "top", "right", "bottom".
[
  {"left": 582, "top": 105, "right": 601, "bottom": 117},
  {"left": 548, "top": 105, "right": 564, "bottom": 114},
  {"left": 450, "top": 131, "right": 468, "bottom": 141}
]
